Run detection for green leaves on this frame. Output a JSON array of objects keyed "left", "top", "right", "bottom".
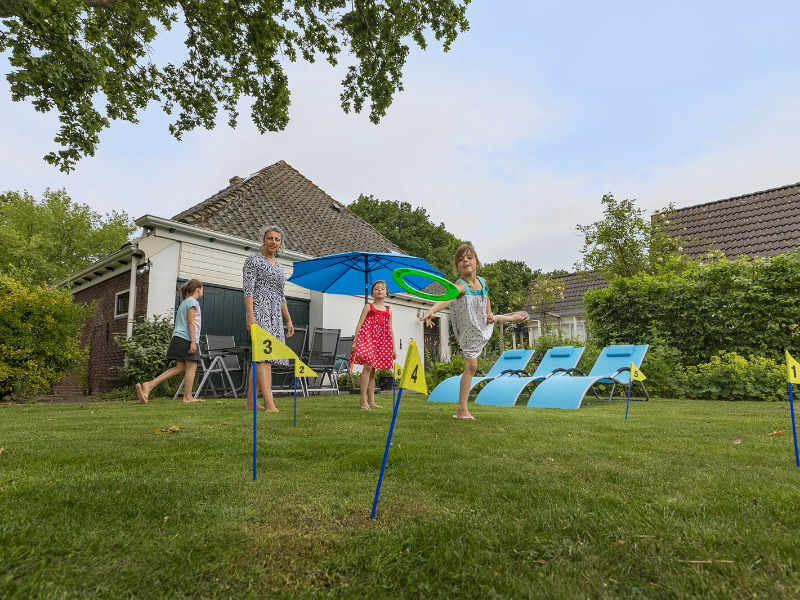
[
  {"left": 0, "top": 189, "right": 135, "bottom": 286},
  {"left": 1, "top": 1, "right": 472, "bottom": 171}
]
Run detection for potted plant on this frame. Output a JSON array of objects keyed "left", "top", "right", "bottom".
[{"left": 376, "top": 369, "right": 394, "bottom": 391}]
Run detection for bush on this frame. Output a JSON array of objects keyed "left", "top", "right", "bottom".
[
  {"left": 113, "top": 314, "right": 180, "bottom": 397},
  {"left": 639, "top": 329, "right": 683, "bottom": 398},
  {"left": 0, "top": 275, "right": 92, "bottom": 400},
  {"left": 584, "top": 253, "right": 800, "bottom": 365},
  {"left": 679, "top": 351, "right": 786, "bottom": 402}
]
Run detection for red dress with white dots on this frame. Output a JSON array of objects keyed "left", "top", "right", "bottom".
[{"left": 353, "top": 304, "right": 394, "bottom": 369}]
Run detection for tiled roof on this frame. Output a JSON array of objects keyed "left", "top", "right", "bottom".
[
  {"left": 525, "top": 272, "right": 607, "bottom": 314},
  {"left": 665, "top": 182, "right": 800, "bottom": 259},
  {"left": 172, "top": 161, "right": 402, "bottom": 256}
]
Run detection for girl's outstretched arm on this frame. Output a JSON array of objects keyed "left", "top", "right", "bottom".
[
  {"left": 486, "top": 297, "right": 494, "bottom": 324},
  {"left": 420, "top": 282, "right": 465, "bottom": 328}
]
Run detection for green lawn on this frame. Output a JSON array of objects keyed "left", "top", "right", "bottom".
[{"left": 1, "top": 394, "right": 799, "bottom": 598}]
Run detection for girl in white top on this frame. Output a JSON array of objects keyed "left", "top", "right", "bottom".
[{"left": 421, "top": 245, "right": 528, "bottom": 420}]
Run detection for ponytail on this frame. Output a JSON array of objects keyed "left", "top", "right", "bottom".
[{"left": 180, "top": 278, "right": 203, "bottom": 300}]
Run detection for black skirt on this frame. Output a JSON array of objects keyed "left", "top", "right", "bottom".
[{"left": 165, "top": 336, "right": 201, "bottom": 361}]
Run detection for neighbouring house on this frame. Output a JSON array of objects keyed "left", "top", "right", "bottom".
[
  {"left": 55, "top": 161, "right": 451, "bottom": 395},
  {"left": 523, "top": 180, "right": 800, "bottom": 342}
]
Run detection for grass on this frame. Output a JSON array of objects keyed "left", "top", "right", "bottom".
[{"left": 1, "top": 393, "right": 800, "bottom": 598}]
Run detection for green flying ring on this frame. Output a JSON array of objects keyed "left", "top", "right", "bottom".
[{"left": 391, "top": 268, "right": 460, "bottom": 302}]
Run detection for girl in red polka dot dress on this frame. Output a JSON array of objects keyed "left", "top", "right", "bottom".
[{"left": 352, "top": 280, "right": 397, "bottom": 410}]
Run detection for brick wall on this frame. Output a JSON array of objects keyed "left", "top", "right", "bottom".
[{"left": 52, "top": 268, "right": 149, "bottom": 395}]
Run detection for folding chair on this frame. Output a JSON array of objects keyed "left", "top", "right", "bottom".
[
  {"left": 174, "top": 335, "right": 239, "bottom": 398},
  {"left": 270, "top": 326, "right": 308, "bottom": 396},
  {"left": 303, "top": 327, "right": 341, "bottom": 394},
  {"left": 333, "top": 336, "right": 356, "bottom": 390}
]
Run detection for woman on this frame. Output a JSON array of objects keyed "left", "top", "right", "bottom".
[{"left": 243, "top": 225, "right": 294, "bottom": 411}]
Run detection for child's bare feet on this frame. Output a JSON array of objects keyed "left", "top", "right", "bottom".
[
  {"left": 182, "top": 396, "right": 202, "bottom": 403},
  {"left": 360, "top": 402, "right": 370, "bottom": 410},
  {"left": 453, "top": 412, "right": 476, "bottom": 420},
  {"left": 135, "top": 383, "right": 148, "bottom": 404},
  {"left": 264, "top": 402, "right": 280, "bottom": 413},
  {"left": 369, "top": 403, "right": 383, "bottom": 409},
  {"left": 246, "top": 402, "right": 267, "bottom": 411}
]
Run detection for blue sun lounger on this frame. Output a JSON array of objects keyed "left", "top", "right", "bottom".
[
  {"left": 526, "top": 344, "right": 649, "bottom": 410},
  {"left": 426, "top": 348, "right": 536, "bottom": 403},
  {"left": 474, "top": 346, "right": 585, "bottom": 407}
]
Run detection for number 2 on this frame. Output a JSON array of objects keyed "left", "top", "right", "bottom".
[{"left": 299, "top": 365, "right": 305, "bottom": 374}]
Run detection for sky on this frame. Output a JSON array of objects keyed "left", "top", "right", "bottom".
[{"left": 2, "top": 1, "right": 799, "bottom": 272}]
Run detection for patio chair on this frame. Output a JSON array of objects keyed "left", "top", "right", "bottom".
[
  {"left": 174, "top": 335, "right": 239, "bottom": 399},
  {"left": 475, "top": 346, "right": 585, "bottom": 407},
  {"left": 526, "top": 344, "right": 649, "bottom": 410},
  {"left": 333, "top": 336, "right": 356, "bottom": 390},
  {"left": 303, "top": 327, "right": 341, "bottom": 394},
  {"left": 270, "top": 326, "right": 308, "bottom": 396},
  {"left": 426, "top": 348, "right": 536, "bottom": 403}
]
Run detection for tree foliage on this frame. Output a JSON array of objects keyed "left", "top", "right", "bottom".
[
  {"left": 348, "top": 193, "right": 468, "bottom": 273},
  {"left": 0, "top": 0, "right": 471, "bottom": 172},
  {"left": 0, "top": 188, "right": 135, "bottom": 285},
  {"left": 0, "top": 274, "right": 92, "bottom": 400},
  {"left": 527, "top": 275, "right": 564, "bottom": 334},
  {"left": 480, "top": 259, "right": 538, "bottom": 315},
  {"left": 574, "top": 194, "right": 692, "bottom": 280}
]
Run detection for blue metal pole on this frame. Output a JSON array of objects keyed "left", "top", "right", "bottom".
[
  {"left": 371, "top": 388, "right": 404, "bottom": 520},
  {"left": 294, "top": 377, "right": 297, "bottom": 428},
  {"left": 392, "top": 376, "right": 396, "bottom": 409},
  {"left": 252, "top": 361, "right": 257, "bottom": 481},
  {"left": 789, "top": 383, "right": 799, "bottom": 467},
  {"left": 625, "top": 381, "right": 632, "bottom": 420}
]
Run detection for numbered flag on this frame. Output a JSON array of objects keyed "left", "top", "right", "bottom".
[
  {"left": 294, "top": 358, "right": 318, "bottom": 378},
  {"left": 393, "top": 362, "right": 403, "bottom": 380},
  {"left": 630, "top": 362, "right": 646, "bottom": 382},
  {"left": 786, "top": 350, "right": 800, "bottom": 384},
  {"left": 250, "top": 324, "right": 298, "bottom": 361},
  {"left": 398, "top": 340, "right": 427, "bottom": 394}
]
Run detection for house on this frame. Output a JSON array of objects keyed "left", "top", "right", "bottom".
[
  {"left": 56, "top": 161, "right": 451, "bottom": 395},
  {"left": 524, "top": 180, "right": 800, "bottom": 340}
]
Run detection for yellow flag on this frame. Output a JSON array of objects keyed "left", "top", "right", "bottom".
[
  {"left": 393, "top": 362, "right": 403, "bottom": 380},
  {"left": 250, "top": 324, "right": 298, "bottom": 361},
  {"left": 399, "top": 339, "right": 427, "bottom": 394},
  {"left": 786, "top": 350, "right": 800, "bottom": 384},
  {"left": 630, "top": 362, "right": 646, "bottom": 382},
  {"left": 294, "top": 357, "right": 318, "bottom": 378}
]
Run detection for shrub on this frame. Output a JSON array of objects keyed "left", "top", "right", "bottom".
[
  {"left": 0, "top": 275, "right": 92, "bottom": 400},
  {"left": 113, "top": 314, "right": 179, "bottom": 397},
  {"left": 584, "top": 253, "right": 800, "bottom": 365},
  {"left": 679, "top": 351, "right": 785, "bottom": 402},
  {"left": 639, "top": 329, "right": 683, "bottom": 398}
]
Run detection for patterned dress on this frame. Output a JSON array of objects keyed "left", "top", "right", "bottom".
[
  {"left": 450, "top": 276, "right": 493, "bottom": 359},
  {"left": 243, "top": 253, "right": 289, "bottom": 366},
  {"left": 353, "top": 304, "right": 394, "bottom": 369}
]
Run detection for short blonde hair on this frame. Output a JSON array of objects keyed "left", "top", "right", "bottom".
[
  {"left": 261, "top": 225, "right": 286, "bottom": 256},
  {"left": 371, "top": 279, "right": 388, "bottom": 296},
  {"left": 453, "top": 244, "right": 481, "bottom": 275}
]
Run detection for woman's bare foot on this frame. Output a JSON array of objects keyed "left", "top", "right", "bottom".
[
  {"left": 183, "top": 396, "right": 202, "bottom": 403},
  {"left": 135, "top": 383, "right": 148, "bottom": 404},
  {"left": 246, "top": 401, "right": 266, "bottom": 411},
  {"left": 360, "top": 403, "right": 370, "bottom": 410},
  {"left": 264, "top": 401, "right": 280, "bottom": 413},
  {"left": 369, "top": 403, "right": 383, "bottom": 409}
]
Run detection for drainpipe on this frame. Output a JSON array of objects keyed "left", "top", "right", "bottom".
[{"left": 124, "top": 250, "right": 142, "bottom": 369}]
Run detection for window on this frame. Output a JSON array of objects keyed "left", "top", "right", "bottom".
[{"left": 115, "top": 290, "right": 130, "bottom": 318}]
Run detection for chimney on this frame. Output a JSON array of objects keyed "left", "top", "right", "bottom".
[{"left": 229, "top": 176, "right": 243, "bottom": 186}]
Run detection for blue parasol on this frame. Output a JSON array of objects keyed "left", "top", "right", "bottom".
[{"left": 288, "top": 251, "right": 445, "bottom": 302}]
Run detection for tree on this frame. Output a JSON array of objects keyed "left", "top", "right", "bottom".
[
  {"left": 480, "top": 259, "right": 538, "bottom": 315},
  {"left": 0, "top": 1, "right": 472, "bottom": 172},
  {"left": 348, "top": 193, "right": 468, "bottom": 273},
  {"left": 527, "top": 276, "right": 564, "bottom": 334},
  {"left": 0, "top": 189, "right": 136, "bottom": 285},
  {"left": 574, "top": 193, "right": 690, "bottom": 280}
]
